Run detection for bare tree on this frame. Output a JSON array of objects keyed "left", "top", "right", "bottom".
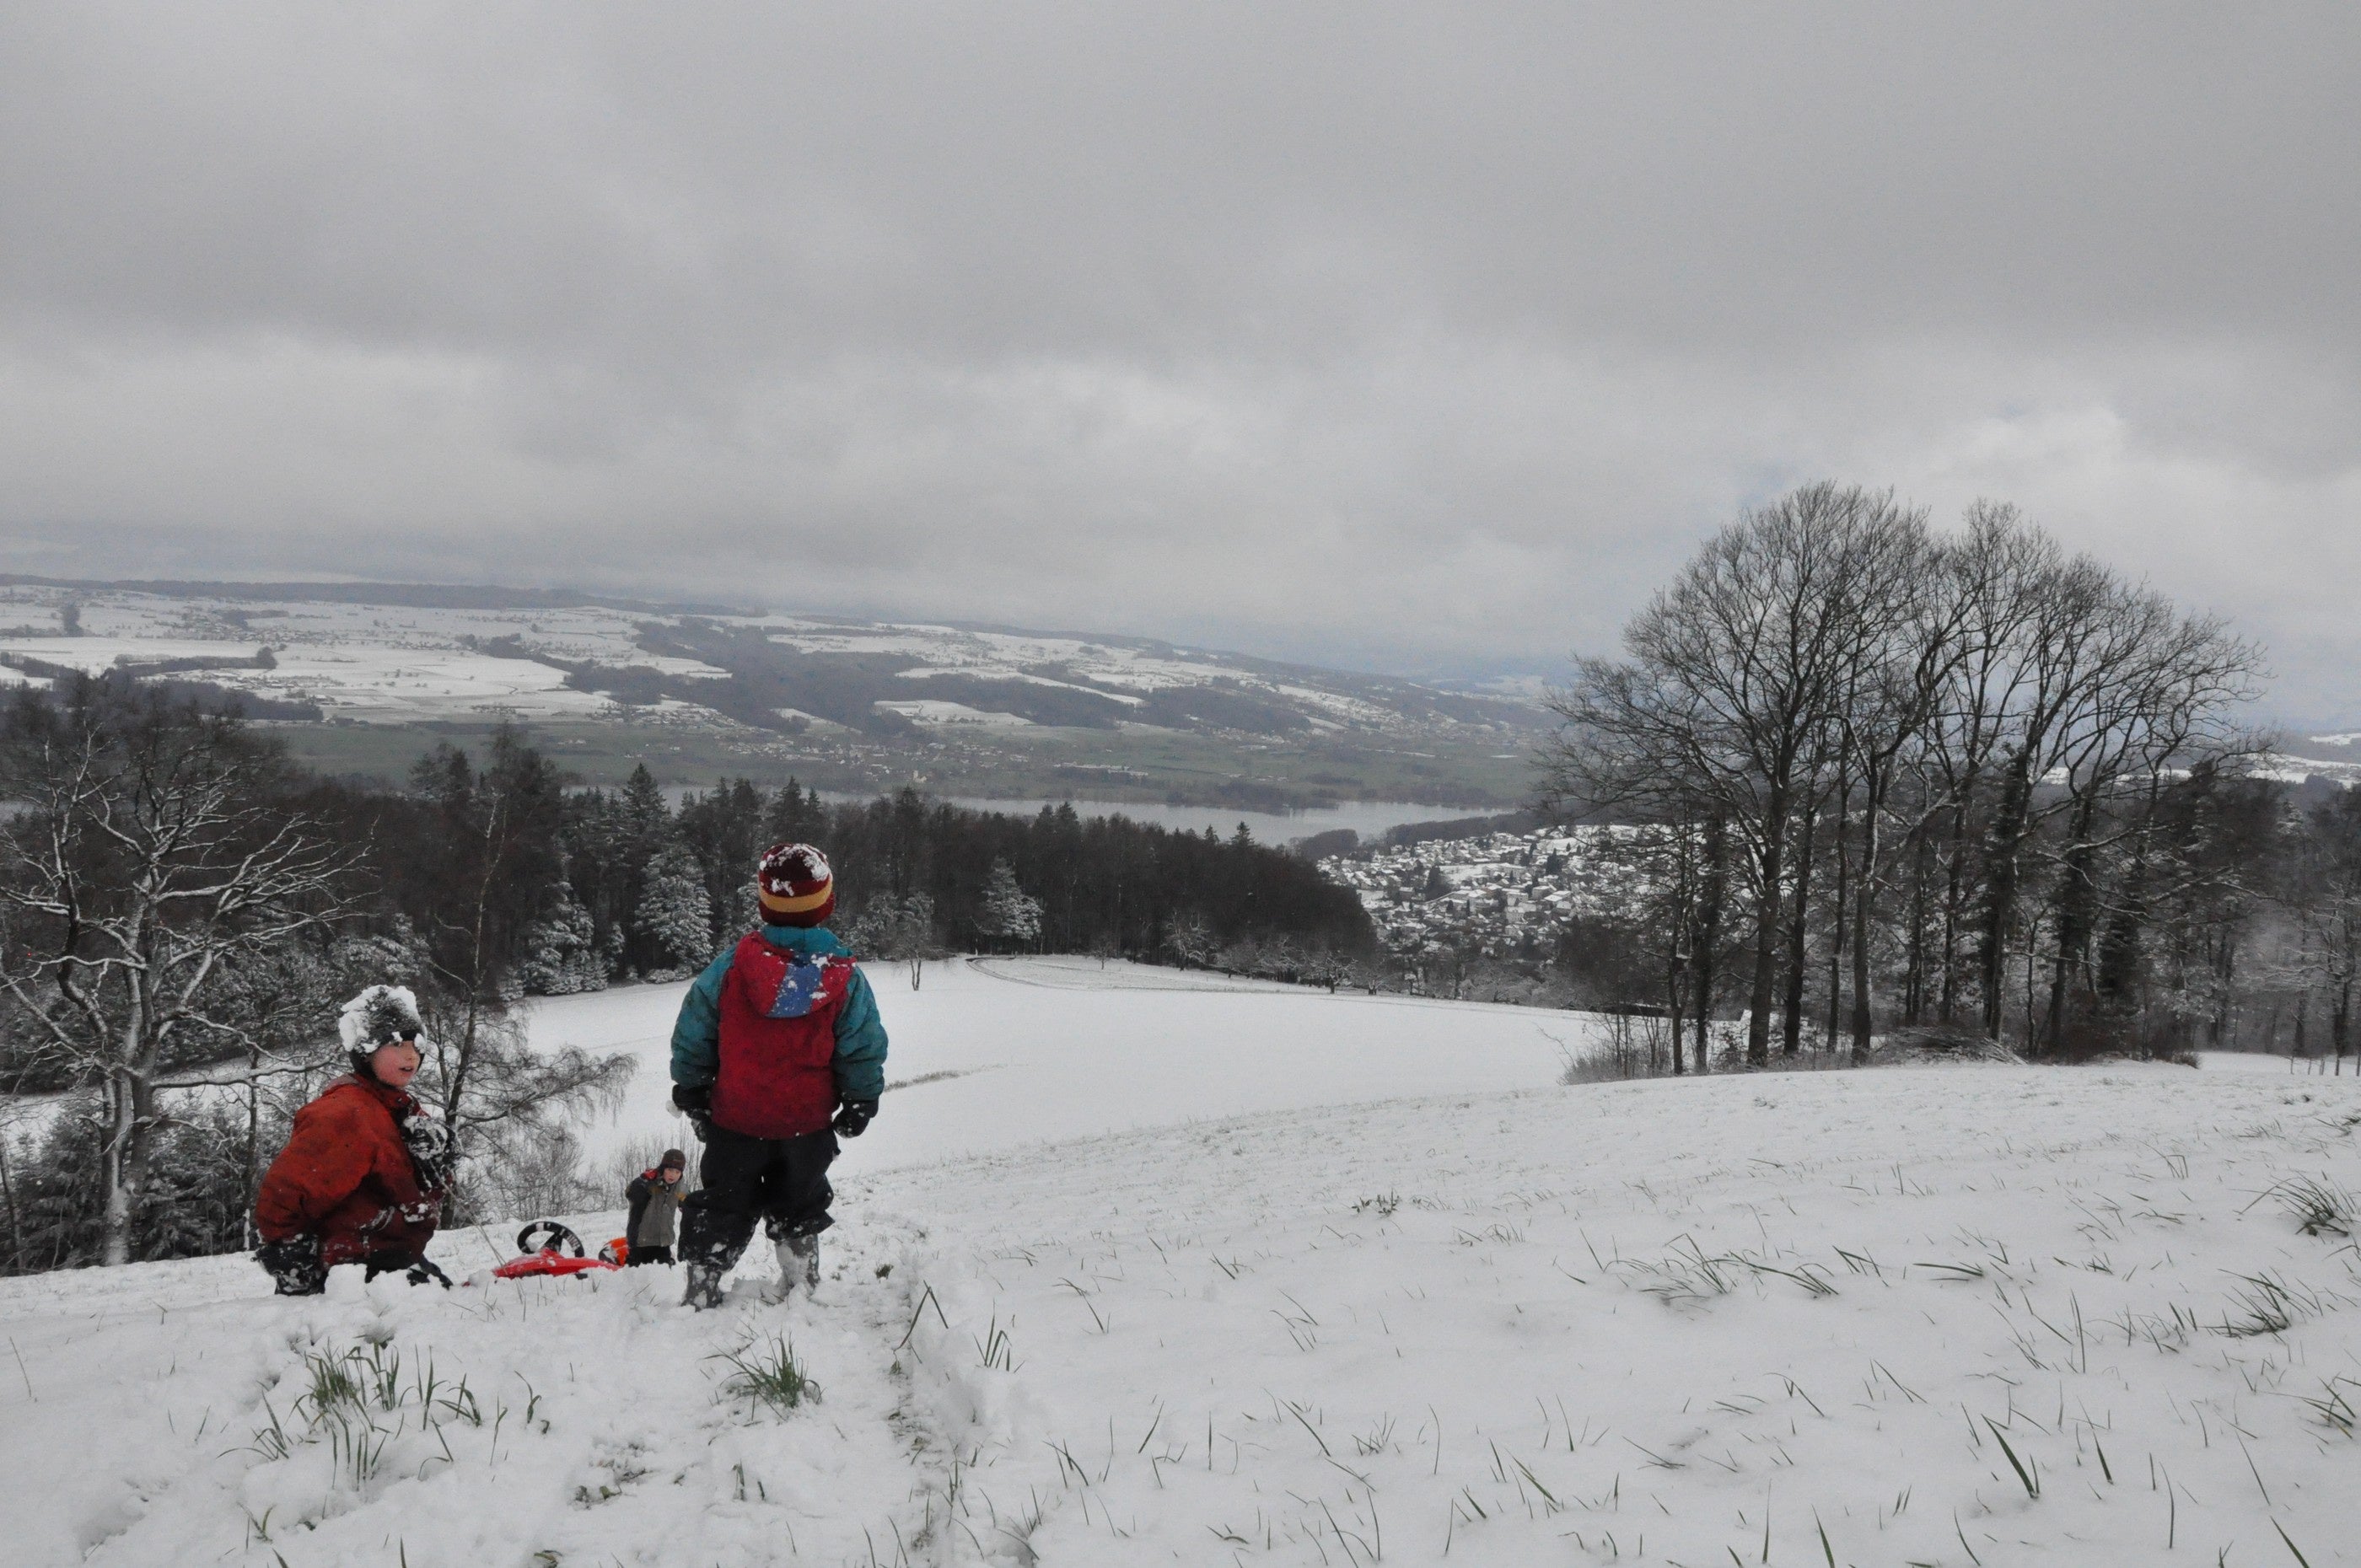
[
  {"left": 401, "top": 728, "right": 573, "bottom": 1210},
  {"left": 0, "top": 681, "right": 352, "bottom": 1265},
  {"left": 2030, "top": 593, "right": 2261, "bottom": 1050},
  {"left": 409, "top": 997, "right": 631, "bottom": 1221},
  {"left": 1546, "top": 483, "right": 1913, "bottom": 1064},
  {"left": 1826, "top": 514, "right": 1971, "bottom": 1051},
  {"left": 1542, "top": 486, "right": 2265, "bottom": 1063}
]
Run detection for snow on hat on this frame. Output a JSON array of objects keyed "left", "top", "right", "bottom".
[
  {"left": 339, "top": 985, "right": 424, "bottom": 1073},
  {"left": 756, "top": 842, "right": 835, "bottom": 926}
]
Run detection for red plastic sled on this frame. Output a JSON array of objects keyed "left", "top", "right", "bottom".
[{"left": 490, "top": 1222, "right": 624, "bottom": 1280}]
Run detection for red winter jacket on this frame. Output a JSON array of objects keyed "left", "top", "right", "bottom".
[
  {"left": 255, "top": 1074, "right": 441, "bottom": 1265},
  {"left": 713, "top": 932, "right": 859, "bottom": 1137}
]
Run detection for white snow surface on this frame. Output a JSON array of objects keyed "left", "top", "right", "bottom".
[
  {"left": 872, "top": 700, "right": 1036, "bottom": 728},
  {"left": 539, "top": 956, "right": 1576, "bottom": 1174},
  {"left": 7, "top": 963, "right": 2361, "bottom": 1565}
]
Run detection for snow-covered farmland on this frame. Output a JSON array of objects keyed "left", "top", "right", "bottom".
[
  {"left": 872, "top": 700, "right": 1037, "bottom": 728},
  {"left": 4, "top": 962, "right": 2360, "bottom": 1565},
  {"left": 0, "top": 590, "right": 719, "bottom": 724},
  {"left": 0, "top": 586, "right": 1534, "bottom": 746}
]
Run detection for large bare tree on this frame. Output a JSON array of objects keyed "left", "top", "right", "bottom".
[
  {"left": 1543, "top": 484, "right": 2264, "bottom": 1066},
  {"left": 1545, "top": 482, "right": 1917, "bottom": 1064},
  {"left": 0, "top": 680, "right": 352, "bottom": 1265}
]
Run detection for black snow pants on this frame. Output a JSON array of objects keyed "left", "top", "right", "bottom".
[{"left": 678, "top": 1125, "right": 837, "bottom": 1273}]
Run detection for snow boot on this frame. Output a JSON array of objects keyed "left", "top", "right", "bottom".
[
  {"left": 255, "top": 1236, "right": 325, "bottom": 1297},
  {"left": 768, "top": 1232, "right": 820, "bottom": 1303},
  {"left": 682, "top": 1261, "right": 727, "bottom": 1311}
]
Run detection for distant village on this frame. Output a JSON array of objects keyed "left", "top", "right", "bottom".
[{"left": 1315, "top": 824, "right": 1644, "bottom": 974}]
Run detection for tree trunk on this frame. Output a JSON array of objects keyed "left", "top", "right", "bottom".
[
  {"left": 1745, "top": 814, "right": 1785, "bottom": 1067},
  {"left": 1665, "top": 906, "right": 1687, "bottom": 1078},
  {"left": 2043, "top": 792, "right": 2103, "bottom": 1052},
  {"left": 1694, "top": 816, "right": 1725, "bottom": 1074},
  {"left": 1939, "top": 796, "right": 1973, "bottom": 1023},
  {"left": 2210, "top": 930, "right": 2236, "bottom": 1049},
  {"left": 101, "top": 955, "right": 156, "bottom": 1268},
  {"left": 1978, "top": 759, "right": 2034, "bottom": 1039},
  {"left": 0, "top": 1136, "right": 19, "bottom": 1275},
  {"left": 1849, "top": 781, "right": 1885, "bottom": 1054},
  {"left": 1782, "top": 805, "right": 1818, "bottom": 1055},
  {"left": 1902, "top": 819, "right": 1930, "bottom": 1025},
  {"left": 242, "top": 1038, "right": 264, "bottom": 1248},
  {"left": 442, "top": 807, "right": 507, "bottom": 1218},
  {"left": 1825, "top": 771, "right": 1851, "bottom": 1050},
  {"left": 2336, "top": 976, "right": 2353, "bottom": 1076}
]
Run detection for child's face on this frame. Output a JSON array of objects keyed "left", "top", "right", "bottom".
[
  {"left": 661, "top": 1165, "right": 682, "bottom": 1183},
  {"left": 371, "top": 1040, "right": 422, "bottom": 1088}
]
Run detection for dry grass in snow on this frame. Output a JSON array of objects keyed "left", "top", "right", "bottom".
[{"left": 3, "top": 1035, "right": 2358, "bottom": 1565}]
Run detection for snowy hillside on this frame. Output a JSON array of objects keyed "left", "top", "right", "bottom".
[
  {"left": 534, "top": 956, "right": 1578, "bottom": 1175},
  {"left": 6, "top": 964, "right": 2360, "bottom": 1565}
]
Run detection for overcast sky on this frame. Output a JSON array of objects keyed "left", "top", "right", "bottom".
[{"left": 3, "top": 4, "right": 2357, "bottom": 712}]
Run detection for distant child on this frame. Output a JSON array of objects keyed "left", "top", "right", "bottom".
[
  {"left": 624, "top": 1150, "right": 688, "bottom": 1265},
  {"left": 669, "top": 843, "right": 888, "bottom": 1309}
]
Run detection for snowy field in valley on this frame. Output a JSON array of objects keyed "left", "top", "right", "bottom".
[
  {"left": 4, "top": 963, "right": 2360, "bottom": 1565},
  {"left": 0, "top": 588, "right": 1480, "bottom": 735}
]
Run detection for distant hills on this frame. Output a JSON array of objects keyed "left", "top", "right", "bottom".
[{"left": 0, "top": 578, "right": 1546, "bottom": 808}]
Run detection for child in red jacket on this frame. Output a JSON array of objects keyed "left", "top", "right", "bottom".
[
  {"left": 670, "top": 844, "right": 888, "bottom": 1309},
  {"left": 254, "top": 986, "right": 451, "bottom": 1294}
]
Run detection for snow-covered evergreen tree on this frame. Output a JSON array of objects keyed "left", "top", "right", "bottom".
[
  {"left": 976, "top": 858, "right": 1043, "bottom": 950},
  {"left": 635, "top": 844, "right": 714, "bottom": 979},
  {"left": 516, "top": 881, "right": 607, "bottom": 995},
  {"left": 618, "top": 764, "right": 670, "bottom": 856}
]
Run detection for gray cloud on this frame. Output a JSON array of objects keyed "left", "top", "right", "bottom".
[{"left": 3, "top": 3, "right": 2357, "bottom": 712}]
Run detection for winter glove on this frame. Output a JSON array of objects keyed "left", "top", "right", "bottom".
[
  {"left": 672, "top": 1082, "right": 714, "bottom": 1140},
  {"left": 832, "top": 1098, "right": 878, "bottom": 1138},
  {"left": 255, "top": 1235, "right": 325, "bottom": 1297},
  {"left": 400, "top": 1112, "right": 454, "bottom": 1189},
  {"left": 406, "top": 1257, "right": 454, "bottom": 1290}
]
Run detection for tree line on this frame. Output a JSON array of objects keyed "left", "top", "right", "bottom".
[
  {"left": 0, "top": 674, "right": 1369, "bottom": 1272},
  {"left": 1541, "top": 482, "right": 2294, "bottom": 1070}
]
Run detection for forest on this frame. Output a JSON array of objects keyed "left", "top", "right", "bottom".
[
  {"left": 0, "top": 677, "right": 1369, "bottom": 1273},
  {"left": 1537, "top": 482, "right": 2360, "bottom": 1073}
]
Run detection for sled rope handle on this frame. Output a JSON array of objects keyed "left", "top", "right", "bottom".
[{"left": 515, "top": 1221, "right": 585, "bottom": 1257}]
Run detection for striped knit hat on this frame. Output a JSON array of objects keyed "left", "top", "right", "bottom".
[{"left": 756, "top": 842, "right": 836, "bottom": 927}]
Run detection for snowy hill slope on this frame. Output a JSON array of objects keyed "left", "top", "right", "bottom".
[
  {"left": 535, "top": 956, "right": 1581, "bottom": 1176},
  {"left": 7, "top": 980, "right": 2361, "bottom": 1565}
]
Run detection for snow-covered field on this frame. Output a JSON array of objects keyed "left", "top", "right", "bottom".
[
  {"left": 0, "top": 587, "right": 1502, "bottom": 738},
  {"left": 7, "top": 962, "right": 2361, "bottom": 1565},
  {"left": 539, "top": 956, "right": 1581, "bottom": 1176}
]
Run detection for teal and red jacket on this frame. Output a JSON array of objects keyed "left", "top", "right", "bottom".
[{"left": 670, "top": 924, "right": 888, "bottom": 1137}]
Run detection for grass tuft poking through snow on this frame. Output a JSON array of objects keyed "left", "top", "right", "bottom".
[
  {"left": 2262, "top": 1173, "right": 2358, "bottom": 1238},
  {"left": 712, "top": 1332, "right": 821, "bottom": 1416},
  {"left": 7, "top": 985, "right": 2361, "bottom": 1564}
]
